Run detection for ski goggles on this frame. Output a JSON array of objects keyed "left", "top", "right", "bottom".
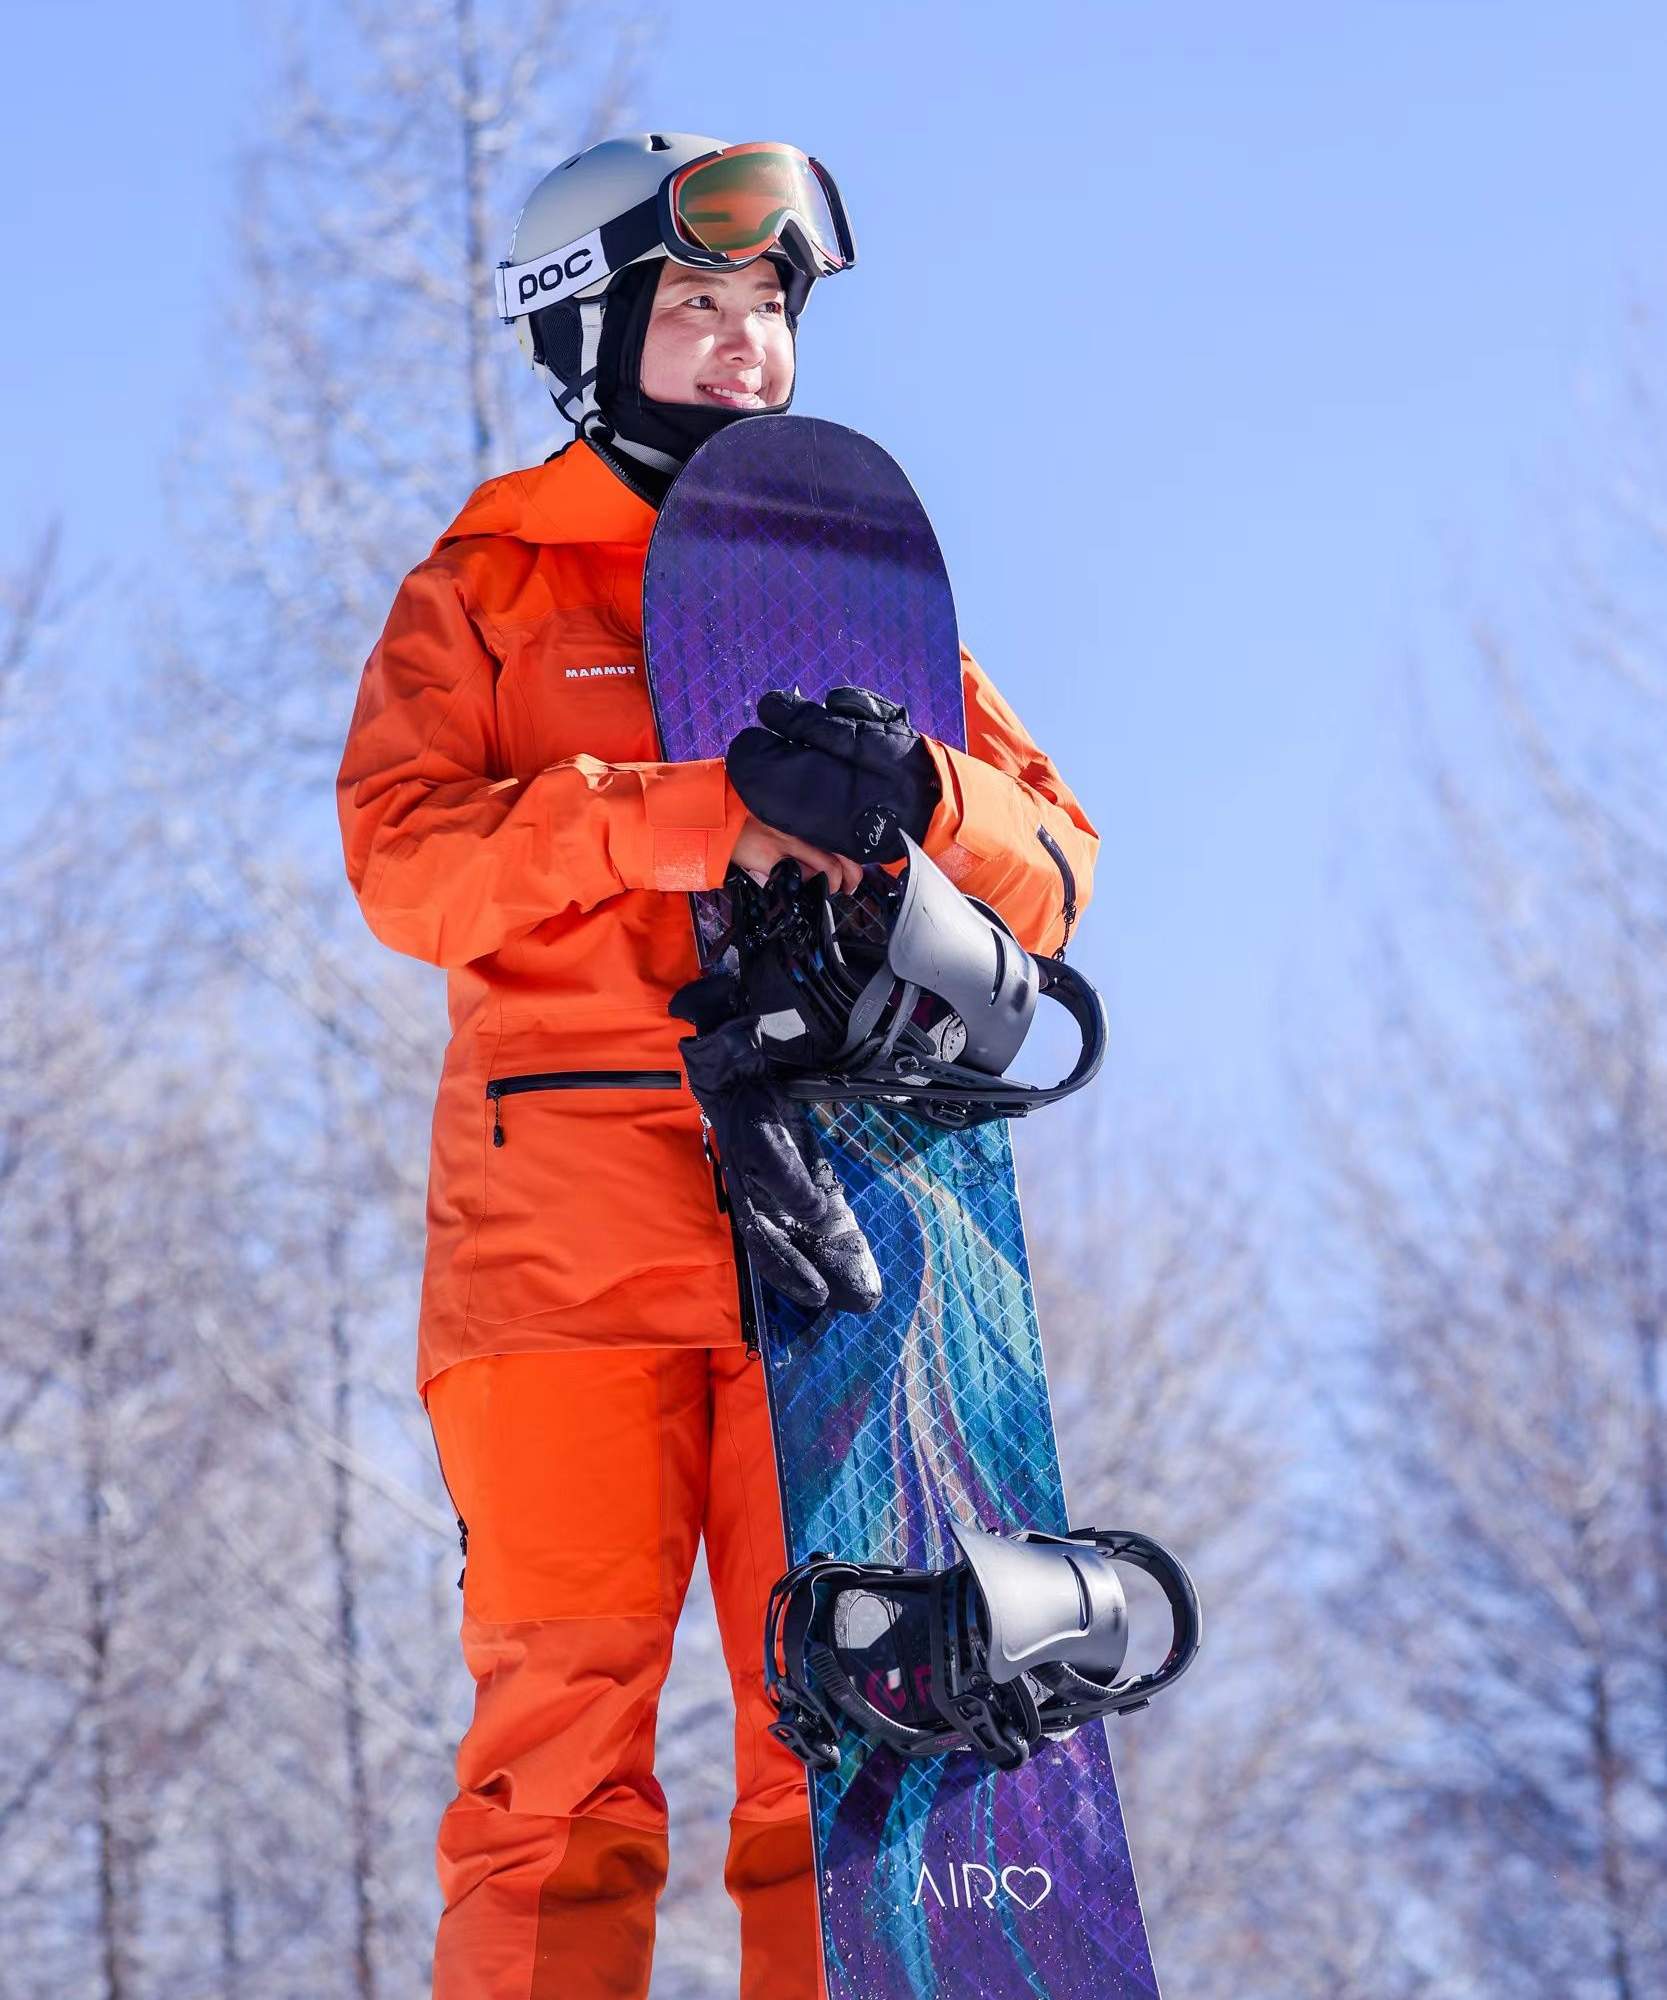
[{"left": 495, "top": 142, "right": 855, "bottom": 322}]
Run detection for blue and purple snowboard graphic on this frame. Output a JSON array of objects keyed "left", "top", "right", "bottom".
[{"left": 643, "top": 417, "right": 1160, "bottom": 1999}]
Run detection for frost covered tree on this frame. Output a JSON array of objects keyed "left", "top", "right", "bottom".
[
  {"left": 0, "top": 4, "right": 654, "bottom": 1993},
  {"left": 1305, "top": 346, "right": 1667, "bottom": 1998}
]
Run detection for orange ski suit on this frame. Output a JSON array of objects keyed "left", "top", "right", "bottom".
[{"left": 336, "top": 437, "right": 1098, "bottom": 1999}]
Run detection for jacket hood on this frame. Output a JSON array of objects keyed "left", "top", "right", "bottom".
[{"left": 431, "top": 438, "right": 656, "bottom": 556}]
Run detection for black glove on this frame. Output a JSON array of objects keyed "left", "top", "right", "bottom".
[
  {"left": 670, "top": 972, "right": 882, "bottom": 1316},
  {"left": 725, "top": 685, "right": 942, "bottom": 865}
]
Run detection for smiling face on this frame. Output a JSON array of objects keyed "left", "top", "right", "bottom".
[{"left": 636, "top": 258, "right": 796, "bottom": 412}]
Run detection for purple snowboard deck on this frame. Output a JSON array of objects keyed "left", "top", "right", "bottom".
[{"left": 643, "top": 416, "right": 1161, "bottom": 1999}]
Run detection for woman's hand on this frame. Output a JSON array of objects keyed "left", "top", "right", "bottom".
[
  {"left": 726, "top": 687, "right": 941, "bottom": 865},
  {"left": 730, "top": 815, "right": 865, "bottom": 896}
]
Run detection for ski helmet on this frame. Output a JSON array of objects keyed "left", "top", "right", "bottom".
[{"left": 497, "top": 133, "right": 855, "bottom": 461}]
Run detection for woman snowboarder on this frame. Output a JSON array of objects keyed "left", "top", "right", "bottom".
[{"left": 336, "top": 131, "right": 1098, "bottom": 2000}]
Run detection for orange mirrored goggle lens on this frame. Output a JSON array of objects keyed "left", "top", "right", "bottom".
[{"left": 670, "top": 143, "right": 847, "bottom": 268}]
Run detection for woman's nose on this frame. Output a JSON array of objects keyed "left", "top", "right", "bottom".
[{"left": 723, "top": 314, "right": 767, "bottom": 362}]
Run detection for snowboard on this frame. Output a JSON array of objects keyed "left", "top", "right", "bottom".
[{"left": 642, "top": 415, "right": 1161, "bottom": 2000}]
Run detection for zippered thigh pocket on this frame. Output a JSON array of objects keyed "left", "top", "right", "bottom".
[
  {"left": 466, "top": 1058, "right": 720, "bottom": 1330},
  {"left": 487, "top": 1068, "right": 680, "bottom": 1148}
]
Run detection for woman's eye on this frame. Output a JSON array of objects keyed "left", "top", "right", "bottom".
[{"left": 680, "top": 293, "right": 782, "bottom": 315}]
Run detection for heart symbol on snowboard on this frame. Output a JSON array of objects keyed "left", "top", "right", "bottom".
[{"left": 1000, "top": 1866, "right": 1054, "bottom": 1911}]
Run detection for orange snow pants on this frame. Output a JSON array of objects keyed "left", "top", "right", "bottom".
[{"left": 423, "top": 1344, "right": 824, "bottom": 2000}]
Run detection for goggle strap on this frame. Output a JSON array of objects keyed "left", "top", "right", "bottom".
[{"left": 495, "top": 198, "right": 662, "bottom": 321}]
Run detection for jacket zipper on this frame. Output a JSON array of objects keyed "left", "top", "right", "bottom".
[
  {"left": 1035, "top": 824, "right": 1078, "bottom": 958},
  {"left": 487, "top": 1067, "right": 681, "bottom": 1146},
  {"left": 586, "top": 426, "right": 663, "bottom": 508},
  {"left": 423, "top": 1408, "right": 469, "bottom": 1592}
]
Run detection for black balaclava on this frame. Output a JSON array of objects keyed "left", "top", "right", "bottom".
[{"left": 534, "top": 255, "right": 801, "bottom": 503}]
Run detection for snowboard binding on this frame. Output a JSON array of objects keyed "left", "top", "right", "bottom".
[
  {"left": 721, "top": 835, "right": 1107, "bottom": 1128},
  {"left": 763, "top": 1520, "right": 1201, "bottom": 1772}
]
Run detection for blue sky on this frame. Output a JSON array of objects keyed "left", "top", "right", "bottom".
[{"left": 5, "top": 0, "right": 1665, "bottom": 1129}]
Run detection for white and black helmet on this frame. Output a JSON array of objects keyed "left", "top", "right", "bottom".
[{"left": 498, "top": 133, "right": 855, "bottom": 446}]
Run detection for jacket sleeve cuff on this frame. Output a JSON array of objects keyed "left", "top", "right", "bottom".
[
  {"left": 918, "top": 735, "right": 1010, "bottom": 885},
  {"left": 611, "top": 757, "right": 751, "bottom": 893}
]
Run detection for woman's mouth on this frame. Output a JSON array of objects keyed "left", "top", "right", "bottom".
[{"left": 697, "top": 382, "right": 765, "bottom": 408}]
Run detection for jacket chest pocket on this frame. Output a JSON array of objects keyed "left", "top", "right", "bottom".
[{"left": 498, "top": 613, "right": 659, "bottom": 771}]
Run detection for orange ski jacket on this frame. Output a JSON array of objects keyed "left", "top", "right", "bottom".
[{"left": 336, "top": 439, "right": 1100, "bottom": 1396}]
